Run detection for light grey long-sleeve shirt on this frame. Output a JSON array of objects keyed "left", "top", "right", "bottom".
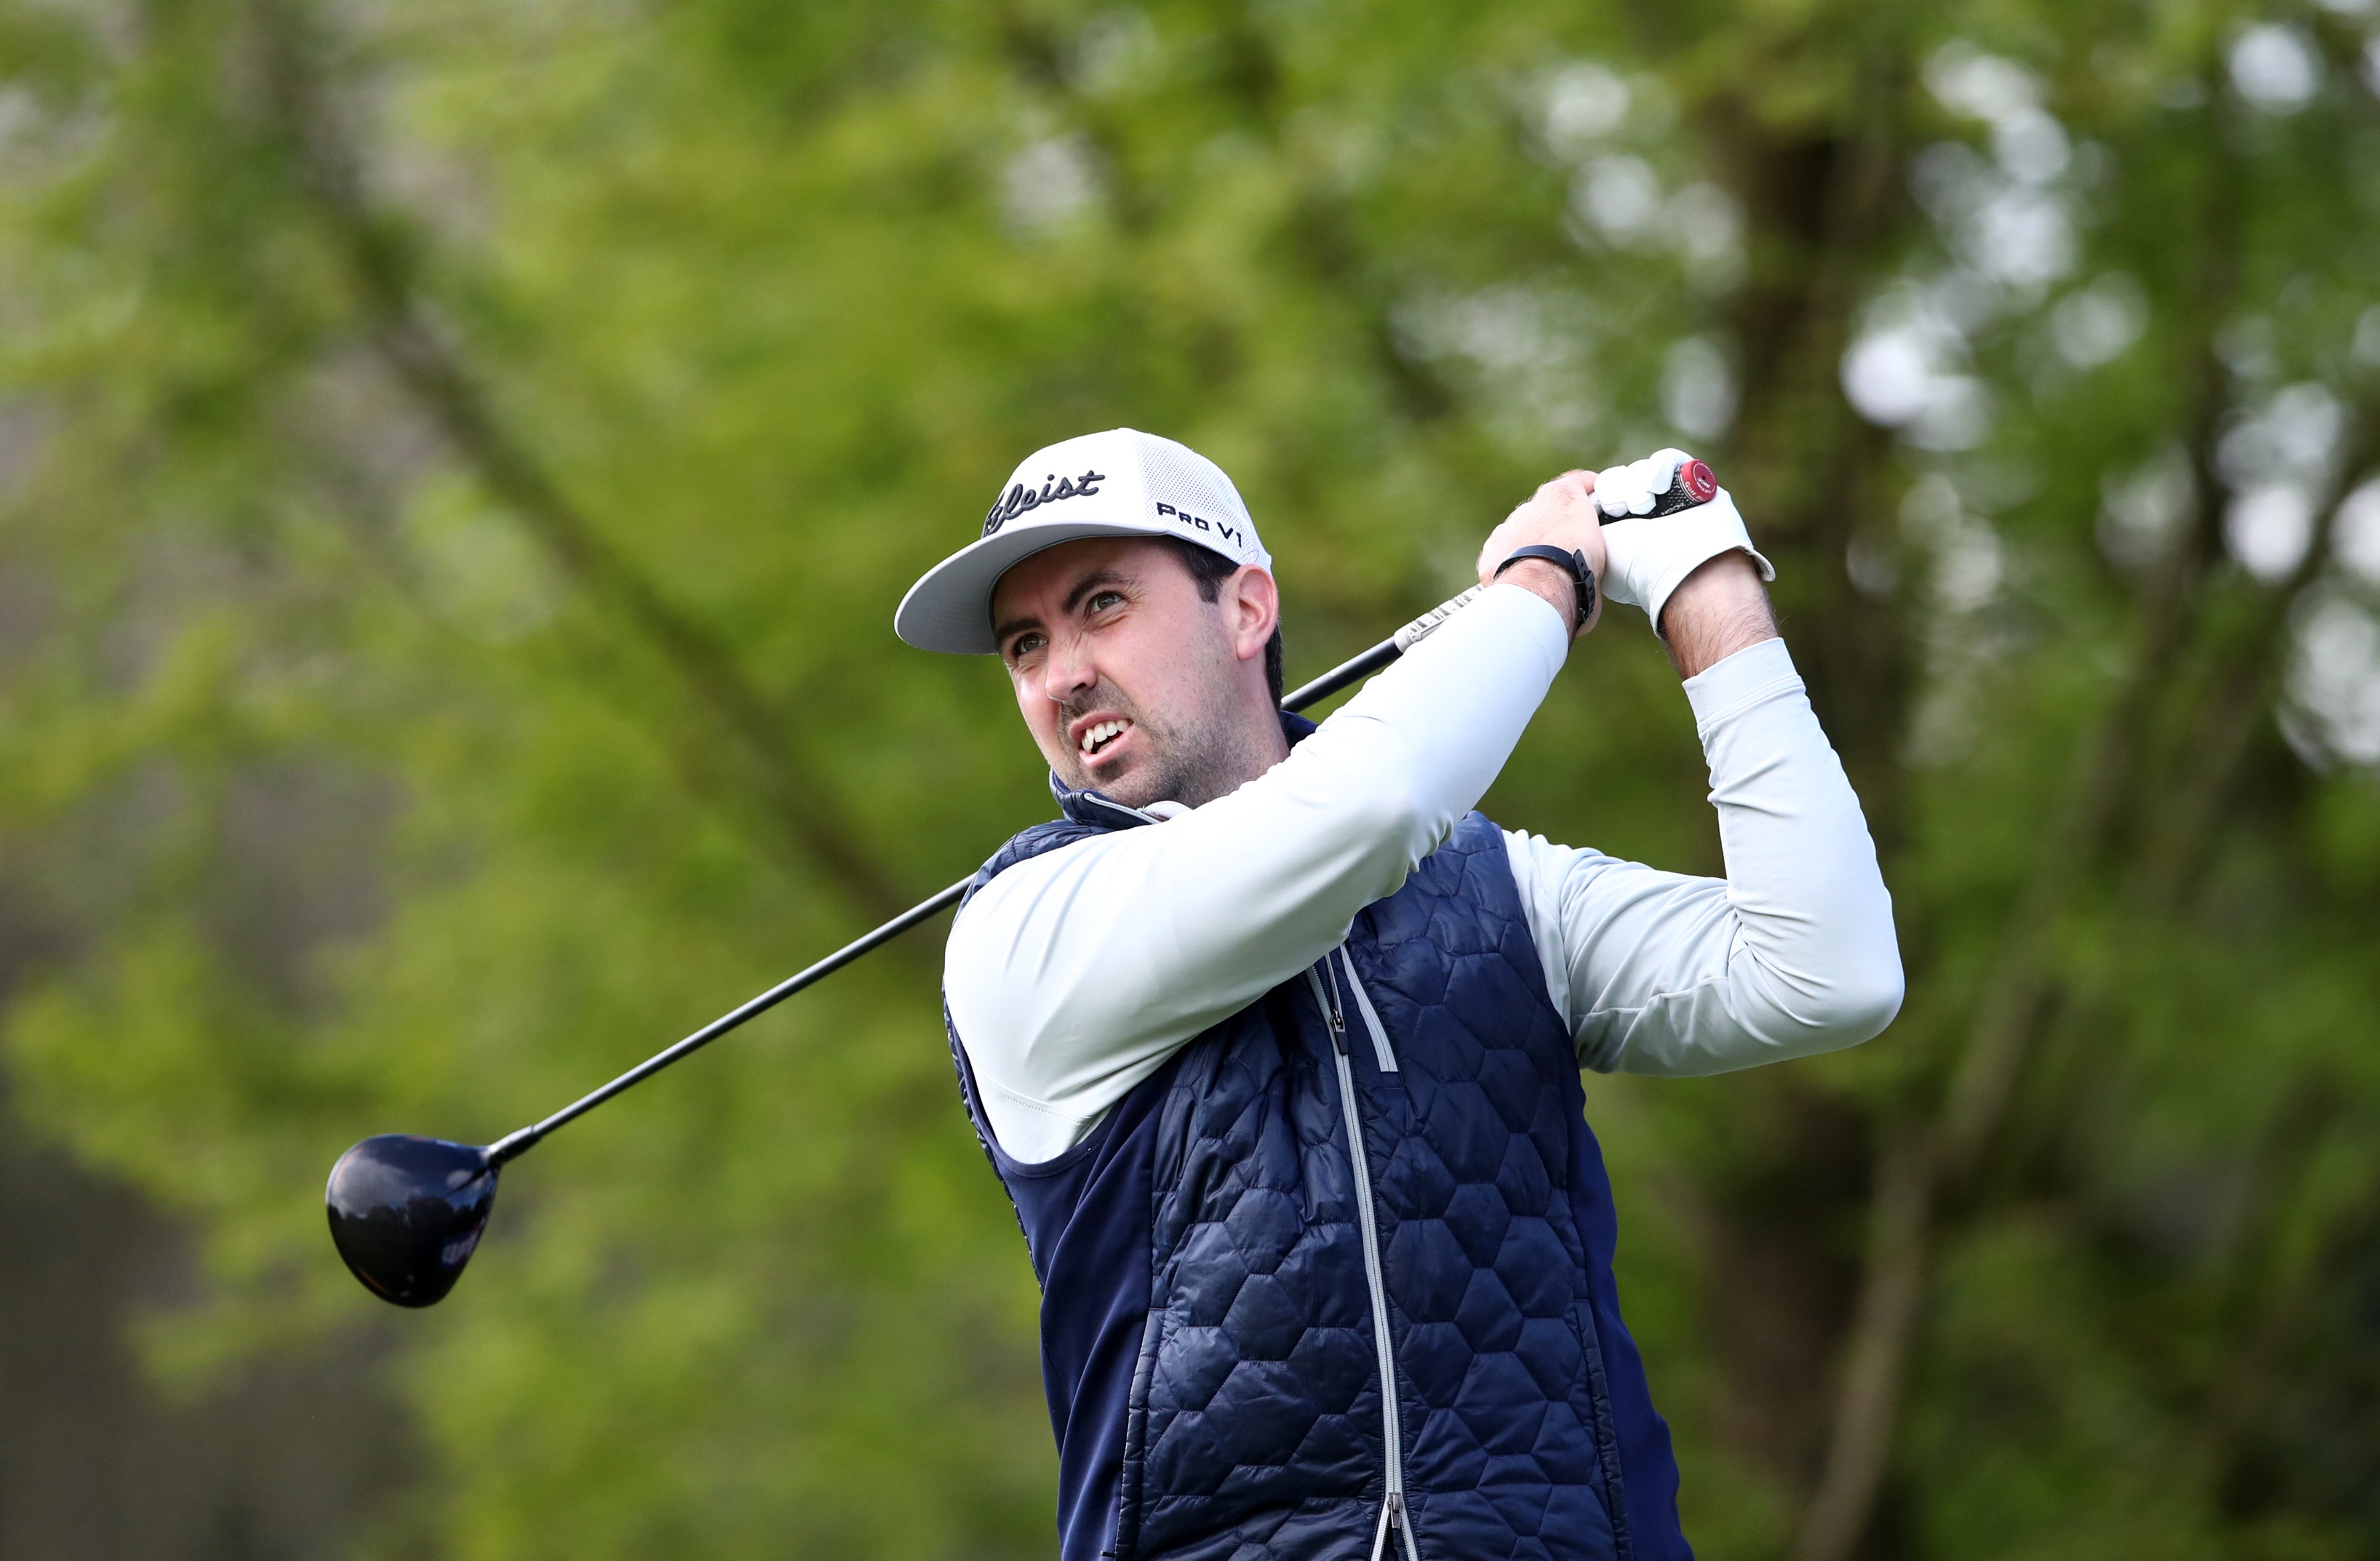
[{"left": 944, "top": 583, "right": 1903, "bottom": 1164}]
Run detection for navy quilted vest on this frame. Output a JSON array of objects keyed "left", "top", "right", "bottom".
[{"left": 945, "top": 731, "right": 1691, "bottom": 1561}]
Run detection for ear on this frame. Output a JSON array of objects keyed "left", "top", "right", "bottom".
[{"left": 1223, "top": 566, "right": 1279, "bottom": 664}]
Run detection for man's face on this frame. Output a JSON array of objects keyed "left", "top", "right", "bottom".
[{"left": 991, "top": 537, "right": 1281, "bottom": 809}]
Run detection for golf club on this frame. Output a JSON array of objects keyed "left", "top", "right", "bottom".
[{"left": 328, "top": 463, "right": 1718, "bottom": 1307}]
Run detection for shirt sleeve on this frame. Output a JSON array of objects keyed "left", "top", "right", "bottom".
[
  {"left": 1505, "top": 636, "right": 1904, "bottom": 1076},
  {"left": 945, "top": 584, "right": 1572, "bottom": 1163}
]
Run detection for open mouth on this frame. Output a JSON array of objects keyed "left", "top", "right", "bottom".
[{"left": 1077, "top": 718, "right": 1132, "bottom": 761}]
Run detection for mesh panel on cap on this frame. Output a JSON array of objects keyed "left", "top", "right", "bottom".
[{"left": 1132, "top": 434, "right": 1265, "bottom": 566}]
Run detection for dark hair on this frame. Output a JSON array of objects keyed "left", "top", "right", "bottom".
[{"left": 1162, "top": 538, "right": 1285, "bottom": 706}]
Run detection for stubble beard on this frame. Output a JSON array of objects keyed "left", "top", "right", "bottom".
[{"left": 1053, "top": 674, "right": 1271, "bottom": 812}]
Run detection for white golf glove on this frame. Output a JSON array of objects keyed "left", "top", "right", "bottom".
[{"left": 1593, "top": 448, "right": 1774, "bottom": 640}]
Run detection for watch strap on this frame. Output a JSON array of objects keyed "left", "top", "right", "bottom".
[{"left": 1494, "top": 544, "right": 1597, "bottom": 629}]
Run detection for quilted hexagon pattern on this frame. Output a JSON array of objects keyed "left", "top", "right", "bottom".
[{"left": 950, "top": 801, "right": 1686, "bottom": 1561}]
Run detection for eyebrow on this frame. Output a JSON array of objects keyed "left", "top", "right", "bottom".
[
  {"left": 1061, "top": 568, "right": 1132, "bottom": 616},
  {"left": 992, "top": 568, "right": 1135, "bottom": 648}
]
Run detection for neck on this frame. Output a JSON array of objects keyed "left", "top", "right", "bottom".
[{"left": 1163, "top": 693, "right": 1289, "bottom": 809}]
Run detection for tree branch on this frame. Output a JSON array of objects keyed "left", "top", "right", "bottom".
[
  {"left": 249, "top": 0, "right": 911, "bottom": 925},
  {"left": 1796, "top": 86, "right": 2251, "bottom": 1560},
  {"left": 1793, "top": 1125, "right": 1931, "bottom": 1561},
  {"left": 2131, "top": 436, "right": 2371, "bottom": 914}
]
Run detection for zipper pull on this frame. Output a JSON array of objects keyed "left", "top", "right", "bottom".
[
  {"left": 1368, "top": 1493, "right": 1404, "bottom": 1561},
  {"left": 1387, "top": 1492, "right": 1418, "bottom": 1560},
  {"left": 1303, "top": 961, "right": 1351, "bottom": 1056}
]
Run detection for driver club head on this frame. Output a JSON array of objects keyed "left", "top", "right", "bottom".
[{"left": 326, "top": 1134, "right": 499, "bottom": 1308}]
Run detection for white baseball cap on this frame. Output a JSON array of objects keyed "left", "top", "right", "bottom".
[{"left": 895, "top": 428, "right": 1273, "bottom": 654}]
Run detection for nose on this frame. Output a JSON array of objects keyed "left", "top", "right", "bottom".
[{"left": 1040, "top": 631, "right": 1097, "bottom": 705}]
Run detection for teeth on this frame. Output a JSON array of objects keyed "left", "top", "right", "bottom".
[{"left": 1079, "top": 719, "right": 1128, "bottom": 756}]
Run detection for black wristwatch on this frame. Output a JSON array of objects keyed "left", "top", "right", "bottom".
[{"left": 1494, "top": 544, "right": 1597, "bottom": 630}]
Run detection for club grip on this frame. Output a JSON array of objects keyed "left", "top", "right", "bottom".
[
  {"left": 1286, "top": 454, "right": 1723, "bottom": 711},
  {"left": 1391, "top": 585, "right": 1485, "bottom": 652},
  {"left": 1600, "top": 456, "right": 1720, "bottom": 520}
]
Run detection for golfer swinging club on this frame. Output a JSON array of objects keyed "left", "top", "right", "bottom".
[{"left": 895, "top": 430, "right": 1902, "bottom": 1561}]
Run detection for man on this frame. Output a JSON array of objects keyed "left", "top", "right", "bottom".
[{"left": 895, "top": 429, "right": 1901, "bottom": 1561}]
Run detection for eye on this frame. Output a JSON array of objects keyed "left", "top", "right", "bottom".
[
  {"left": 1087, "top": 589, "right": 1126, "bottom": 614},
  {"left": 1005, "top": 631, "right": 1046, "bottom": 664}
]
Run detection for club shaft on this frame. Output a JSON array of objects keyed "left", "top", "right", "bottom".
[
  {"left": 1283, "top": 584, "right": 1485, "bottom": 711},
  {"left": 484, "top": 584, "right": 1490, "bottom": 1167},
  {"left": 1280, "top": 640, "right": 1399, "bottom": 712},
  {"left": 488, "top": 879, "right": 968, "bottom": 1163}
]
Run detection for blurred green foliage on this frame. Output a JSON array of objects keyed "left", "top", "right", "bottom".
[{"left": 2, "top": 0, "right": 2379, "bottom": 1556}]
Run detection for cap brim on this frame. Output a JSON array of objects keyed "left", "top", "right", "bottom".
[{"left": 895, "top": 519, "right": 1189, "bottom": 654}]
